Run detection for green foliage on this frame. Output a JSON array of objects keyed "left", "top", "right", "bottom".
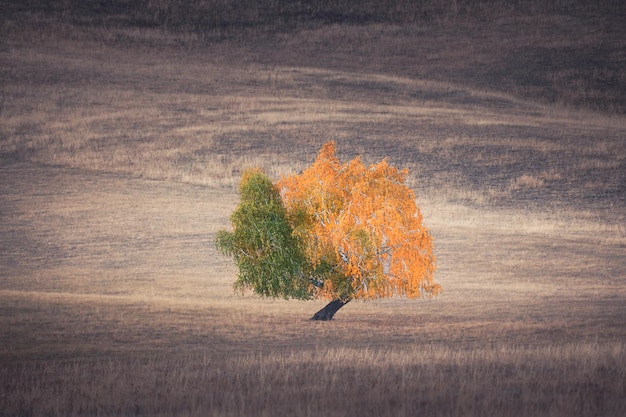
[{"left": 215, "top": 170, "right": 311, "bottom": 299}]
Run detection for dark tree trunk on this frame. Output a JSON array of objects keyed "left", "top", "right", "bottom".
[{"left": 310, "top": 299, "right": 350, "bottom": 321}]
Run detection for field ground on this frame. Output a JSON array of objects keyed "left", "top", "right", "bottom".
[
  {"left": 1, "top": 2, "right": 626, "bottom": 416},
  {"left": 1, "top": 160, "right": 624, "bottom": 416}
]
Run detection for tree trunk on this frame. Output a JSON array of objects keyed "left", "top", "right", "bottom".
[{"left": 310, "top": 299, "right": 350, "bottom": 321}]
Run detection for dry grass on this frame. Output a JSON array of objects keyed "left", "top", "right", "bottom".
[
  {"left": 2, "top": 341, "right": 624, "bottom": 417},
  {"left": 1, "top": 3, "right": 625, "bottom": 416},
  {"left": 2, "top": 41, "right": 624, "bottom": 211},
  {"left": 1, "top": 161, "right": 624, "bottom": 416}
]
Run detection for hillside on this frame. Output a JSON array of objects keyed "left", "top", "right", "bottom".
[
  {"left": 0, "top": 1, "right": 625, "bottom": 416},
  {"left": 2, "top": 0, "right": 625, "bottom": 113}
]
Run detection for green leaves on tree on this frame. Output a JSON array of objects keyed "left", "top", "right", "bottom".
[{"left": 215, "top": 170, "right": 311, "bottom": 299}]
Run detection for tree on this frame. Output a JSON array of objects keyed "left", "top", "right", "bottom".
[
  {"left": 215, "top": 169, "right": 311, "bottom": 300},
  {"left": 216, "top": 142, "right": 440, "bottom": 320}
]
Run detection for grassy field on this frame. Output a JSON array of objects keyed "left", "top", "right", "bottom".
[{"left": 1, "top": 1, "right": 625, "bottom": 416}]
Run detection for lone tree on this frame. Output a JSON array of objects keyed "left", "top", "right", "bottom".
[{"left": 216, "top": 142, "right": 440, "bottom": 320}]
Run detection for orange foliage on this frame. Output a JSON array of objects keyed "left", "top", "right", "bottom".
[{"left": 278, "top": 142, "right": 440, "bottom": 301}]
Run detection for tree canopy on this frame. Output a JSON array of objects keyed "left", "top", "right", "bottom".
[
  {"left": 216, "top": 142, "right": 440, "bottom": 319},
  {"left": 215, "top": 169, "right": 311, "bottom": 300}
]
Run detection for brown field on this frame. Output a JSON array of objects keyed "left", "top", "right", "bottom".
[{"left": 1, "top": 1, "right": 625, "bottom": 416}]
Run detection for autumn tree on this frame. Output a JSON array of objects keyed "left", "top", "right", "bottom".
[{"left": 216, "top": 142, "right": 440, "bottom": 320}]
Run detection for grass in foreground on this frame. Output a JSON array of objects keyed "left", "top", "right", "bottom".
[{"left": 2, "top": 341, "right": 624, "bottom": 417}]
